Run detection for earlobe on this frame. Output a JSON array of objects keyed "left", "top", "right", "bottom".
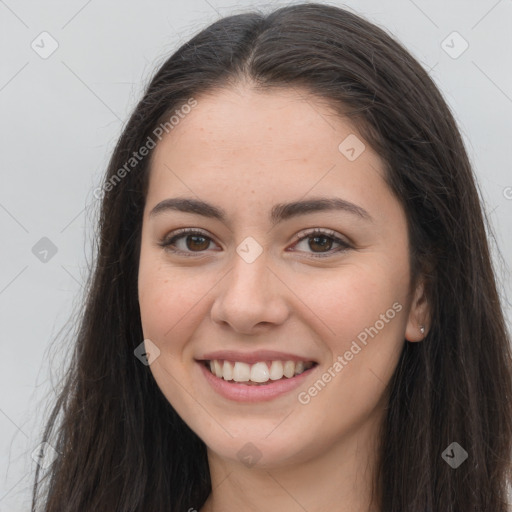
[{"left": 404, "top": 279, "right": 430, "bottom": 342}]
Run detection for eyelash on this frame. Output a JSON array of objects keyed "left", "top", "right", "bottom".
[{"left": 158, "top": 227, "right": 351, "bottom": 259}]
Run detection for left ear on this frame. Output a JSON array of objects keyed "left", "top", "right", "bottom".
[{"left": 404, "top": 278, "right": 430, "bottom": 342}]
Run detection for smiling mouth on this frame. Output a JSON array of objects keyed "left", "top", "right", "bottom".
[{"left": 201, "top": 359, "right": 318, "bottom": 385}]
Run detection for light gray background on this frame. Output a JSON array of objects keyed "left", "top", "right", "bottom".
[{"left": 1, "top": 0, "right": 511, "bottom": 509}]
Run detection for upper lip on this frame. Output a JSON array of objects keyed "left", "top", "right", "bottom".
[{"left": 197, "top": 350, "right": 318, "bottom": 365}]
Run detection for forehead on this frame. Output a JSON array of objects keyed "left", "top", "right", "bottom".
[
  {"left": 144, "top": 86, "right": 400, "bottom": 231},
  {"left": 154, "top": 86, "right": 362, "bottom": 161}
]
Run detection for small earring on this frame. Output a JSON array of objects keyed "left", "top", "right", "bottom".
[{"left": 420, "top": 325, "right": 425, "bottom": 334}]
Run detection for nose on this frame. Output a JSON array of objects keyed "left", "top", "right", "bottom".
[{"left": 210, "top": 248, "right": 290, "bottom": 334}]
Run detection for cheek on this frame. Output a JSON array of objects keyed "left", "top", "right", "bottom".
[
  {"left": 138, "top": 246, "right": 204, "bottom": 345},
  {"left": 302, "top": 261, "right": 407, "bottom": 348},
  {"left": 292, "top": 276, "right": 403, "bottom": 431},
  {"left": 297, "top": 263, "right": 408, "bottom": 410},
  {"left": 137, "top": 260, "right": 211, "bottom": 406}
]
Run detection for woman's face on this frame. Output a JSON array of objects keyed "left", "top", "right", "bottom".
[{"left": 138, "top": 86, "right": 426, "bottom": 468}]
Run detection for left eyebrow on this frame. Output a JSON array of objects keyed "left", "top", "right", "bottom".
[
  {"left": 270, "top": 197, "right": 373, "bottom": 224},
  {"left": 148, "top": 196, "right": 373, "bottom": 225}
]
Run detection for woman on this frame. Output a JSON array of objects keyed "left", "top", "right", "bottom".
[{"left": 32, "top": 3, "right": 512, "bottom": 511}]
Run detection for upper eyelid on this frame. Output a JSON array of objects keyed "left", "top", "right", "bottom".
[{"left": 160, "top": 227, "right": 351, "bottom": 253}]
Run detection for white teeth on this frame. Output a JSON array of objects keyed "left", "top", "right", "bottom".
[
  {"left": 222, "top": 360, "right": 233, "bottom": 381},
  {"left": 206, "top": 359, "right": 314, "bottom": 383},
  {"left": 213, "top": 360, "right": 223, "bottom": 378},
  {"left": 269, "top": 360, "right": 284, "bottom": 380},
  {"left": 250, "top": 362, "right": 270, "bottom": 383},
  {"left": 233, "top": 362, "right": 250, "bottom": 382},
  {"left": 283, "top": 361, "right": 295, "bottom": 378},
  {"left": 295, "top": 361, "right": 305, "bottom": 375}
]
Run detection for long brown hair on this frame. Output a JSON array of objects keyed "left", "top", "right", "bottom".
[{"left": 32, "top": 3, "right": 512, "bottom": 511}]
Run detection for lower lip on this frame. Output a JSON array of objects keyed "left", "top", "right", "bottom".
[{"left": 197, "top": 362, "right": 317, "bottom": 402}]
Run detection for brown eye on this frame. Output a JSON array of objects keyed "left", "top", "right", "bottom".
[
  {"left": 308, "top": 235, "right": 334, "bottom": 252},
  {"left": 159, "top": 228, "right": 216, "bottom": 256},
  {"left": 185, "top": 235, "right": 210, "bottom": 251},
  {"left": 291, "top": 228, "right": 351, "bottom": 258}
]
